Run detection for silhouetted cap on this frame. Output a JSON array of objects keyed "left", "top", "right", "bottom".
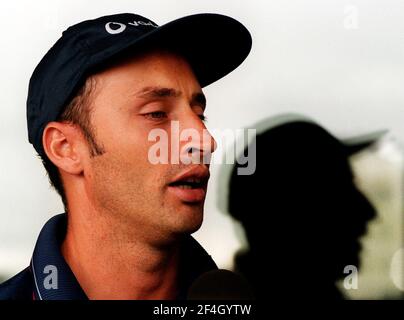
[
  {"left": 253, "top": 114, "right": 386, "bottom": 156},
  {"left": 27, "top": 13, "right": 252, "bottom": 156}
]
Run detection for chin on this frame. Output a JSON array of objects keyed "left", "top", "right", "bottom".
[{"left": 173, "top": 205, "right": 204, "bottom": 234}]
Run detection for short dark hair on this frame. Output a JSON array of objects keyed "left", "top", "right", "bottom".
[{"left": 39, "top": 75, "right": 105, "bottom": 212}]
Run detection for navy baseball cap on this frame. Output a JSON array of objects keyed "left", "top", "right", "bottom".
[{"left": 27, "top": 13, "right": 252, "bottom": 157}]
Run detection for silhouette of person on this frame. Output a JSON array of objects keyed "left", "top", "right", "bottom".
[{"left": 228, "top": 115, "right": 382, "bottom": 300}]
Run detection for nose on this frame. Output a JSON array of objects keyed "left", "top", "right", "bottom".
[{"left": 178, "top": 111, "right": 217, "bottom": 164}]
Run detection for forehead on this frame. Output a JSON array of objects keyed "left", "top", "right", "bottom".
[
  {"left": 95, "top": 49, "right": 201, "bottom": 89},
  {"left": 87, "top": 50, "right": 203, "bottom": 113}
]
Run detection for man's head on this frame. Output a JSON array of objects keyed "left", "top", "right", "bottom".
[
  {"left": 27, "top": 13, "right": 251, "bottom": 241},
  {"left": 43, "top": 50, "right": 215, "bottom": 242},
  {"left": 229, "top": 119, "right": 379, "bottom": 283}
]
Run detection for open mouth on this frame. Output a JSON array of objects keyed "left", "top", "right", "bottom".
[
  {"left": 167, "top": 167, "right": 210, "bottom": 203},
  {"left": 168, "top": 178, "right": 206, "bottom": 189}
]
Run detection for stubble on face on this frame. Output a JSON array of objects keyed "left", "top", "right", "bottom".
[{"left": 81, "top": 51, "right": 210, "bottom": 245}]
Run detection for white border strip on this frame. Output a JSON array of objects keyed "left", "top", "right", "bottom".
[{"left": 31, "top": 258, "right": 43, "bottom": 300}]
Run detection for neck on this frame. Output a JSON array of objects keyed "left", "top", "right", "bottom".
[{"left": 61, "top": 208, "right": 181, "bottom": 300}]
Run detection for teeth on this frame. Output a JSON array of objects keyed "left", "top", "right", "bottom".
[
  {"left": 184, "top": 178, "right": 201, "bottom": 183},
  {"left": 170, "top": 176, "right": 205, "bottom": 189},
  {"left": 178, "top": 185, "right": 193, "bottom": 189}
]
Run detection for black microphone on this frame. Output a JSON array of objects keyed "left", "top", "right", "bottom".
[{"left": 187, "top": 269, "right": 255, "bottom": 300}]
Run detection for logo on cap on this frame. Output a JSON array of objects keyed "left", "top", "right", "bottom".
[
  {"left": 105, "top": 22, "right": 127, "bottom": 34},
  {"left": 105, "top": 20, "right": 158, "bottom": 34}
]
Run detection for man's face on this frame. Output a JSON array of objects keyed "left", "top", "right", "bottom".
[{"left": 82, "top": 50, "right": 216, "bottom": 243}]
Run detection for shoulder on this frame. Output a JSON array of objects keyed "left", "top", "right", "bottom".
[{"left": 0, "top": 267, "right": 33, "bottom": 300}]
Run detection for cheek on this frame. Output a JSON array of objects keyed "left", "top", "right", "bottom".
[
  {"left": 93, "top": 105, "right": 164, "bottom": 165},
  {"left": 100, "top": 116, "right": 152, "bottom": 162},
  {"left": 89, "top": 139, "right": 166, "bottom": 199},
  {"left": 89, "top": 112, "right": 170, "bottom": 199},
  {"left": 88, "top": 151, "right": 150, "bottom": 214}
]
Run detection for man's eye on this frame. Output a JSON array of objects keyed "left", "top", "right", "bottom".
[
  {"left": 199, "top": 114, "right": 207, "bottom": 122},
  {"left": 144, "top": 111, "right": 167, "bottom": 120}
]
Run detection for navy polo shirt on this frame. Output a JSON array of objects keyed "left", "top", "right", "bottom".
[{"left": 0, "top": 213, "right": 218, "bottom": 300}]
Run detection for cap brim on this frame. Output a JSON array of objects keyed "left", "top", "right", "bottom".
[
  {"left": 342, "top": 129, "right": 388, "bottom": 155},
  {"left": 92, "top": 13, "right": 252, "bottom": 88},
  {"left": 247, "top": 113, "right": 387, "bottom": 156}
]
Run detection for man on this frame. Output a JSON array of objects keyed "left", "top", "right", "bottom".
[
  {"left": 0, "top": 13, "right": 252, "bottom": 300},
  {"left": 228, "top": 114, "right": 381, "bottom": 300}
]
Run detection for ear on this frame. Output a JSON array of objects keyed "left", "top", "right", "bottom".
[{"left": 42, "top": 121, "right": 85, "bottom": 175}]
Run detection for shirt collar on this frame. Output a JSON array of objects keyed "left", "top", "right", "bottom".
[
  {"left": 31, "top": 213, "right": 217, "bottom": 300},
  {"left": 31, "top": 214, "right": 87, "bottom": 300}
]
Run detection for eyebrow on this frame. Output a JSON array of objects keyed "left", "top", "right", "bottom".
[{"left": 136, "top": 86, "right": 206, "bottom": 109}]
